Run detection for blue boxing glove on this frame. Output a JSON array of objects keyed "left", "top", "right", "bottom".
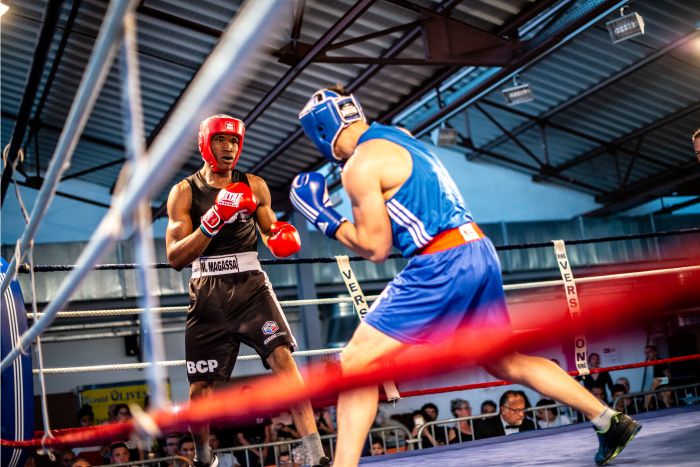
[{"left": 290, "top": 172, "right": 347, "bottom": 239}]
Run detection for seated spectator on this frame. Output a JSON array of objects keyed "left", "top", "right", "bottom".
[
  {"left": 60, "top": 449, "right": 76, "bottom": 467},
  {"left": 611, "top": 384, "right": 642, "bottom": 415},
  {"left": 645, "top": 380, "right": 678, "bottom": 412},
  {"left": 24, "top": 455, "right": 36, "bottom": 467},
  {"left": 480, "top": 400, "right": 497, "bottom": 416},
  {"left": 71, "top": 458, "right": 92, "bottom": 467},
  {"left": 590, "top": 386, "right": 609, "bottom": 406},
  {"left": 643, "top": 345, "right": 672, "bottom": 390},
  {"left": 235, "top": 415, "right": 272, "bottom": 467},
  {"left": 109, "top": 443, "right": 129, "bottom": 465},
  {"left": 271, "top": 410, "right": 300, "bottom": 441},
  {"left": 474, "top": 390, "right": 535, "bottom": 440},
  {"left": 370, "top": 441, "right": 385, "bottom": 456},
  {"left": 209, "top": 430, "right": 236, "bottom": 467},
  {"left": 77, "top": 405, "right": 95, "bottom": 427},
  {"left": 411, "top": 403, "right": 445, "bottom": 447},
  {"left": 177, "top": 436, "right": 195, "bottom": 467},
  {"left": 578, "top": 353, "right": 613, "bottom": 401},
  {"left": 534, "top": 398, "right": 571, "bottom": 428},
  {"left": 446, "top": 399, "right": 474, "bottom": 443},
  {"left": 159, "top": 432, "right": 182, "bottom": 467},
  {"left": 615, "top": 377, "right": 631, "bottom": 394}
]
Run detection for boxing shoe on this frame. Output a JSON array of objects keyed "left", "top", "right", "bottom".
[
  {"left": 594, "top": 412, "right": 641, "bottom": 465},
  {"left": 312, "top": 456, "right": 331, "bottom": 467}
]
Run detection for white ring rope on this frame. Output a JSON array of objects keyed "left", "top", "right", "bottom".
[
  {"left": 32, "top": 347, "right": 342, "bottom": 374},
  {"left": 28, "top": 264, "right": 700, "bottom": 320}
]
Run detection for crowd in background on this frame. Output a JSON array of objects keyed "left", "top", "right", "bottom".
[{"left": 24, "top": 343, "right": 696, "bottom": 467}]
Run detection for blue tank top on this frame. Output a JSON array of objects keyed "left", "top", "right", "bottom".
[{"left": 357, "top": 123, "right": 473, "bottom": 256}]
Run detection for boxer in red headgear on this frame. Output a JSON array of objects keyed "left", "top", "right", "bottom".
[{"left": 165, "top": 115, "right": 328, "bottom": 467}]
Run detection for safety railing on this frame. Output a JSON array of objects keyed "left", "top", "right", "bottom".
[
  {"left": 99, "top": 424, "right": 411, "bottom": 467},
  {"left": 415, "top": 403, "right": 583, "bottom": 449},
  {"left": 612, "top": 382, "right": 700, "bottom": 415}
]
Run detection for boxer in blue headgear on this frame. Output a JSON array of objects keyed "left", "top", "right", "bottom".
[
  {"left": 291, "top": 85, "right": 640, "bottom": 467},
  {"left": 298, "top": 88, "right": 365, "bottom": 164}
]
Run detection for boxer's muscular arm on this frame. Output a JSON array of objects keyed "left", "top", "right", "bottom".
[
  {"left": 336, "top": 142, "right": 394, "bottom": 262},
  {"left": 165, "top": 180, "right": 211, "bottom": 270}
]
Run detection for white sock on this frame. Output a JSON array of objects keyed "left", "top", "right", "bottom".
[
  {"left": 195, "top": 445, "right": 211, "bottom": 464},
  {"left": 302, "top": 432, "right": 325, "bottom": 464},
  {"left": 591, "top": 407, "right": 617, "bottom": 433}
]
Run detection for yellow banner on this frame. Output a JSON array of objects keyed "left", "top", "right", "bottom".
[{"left": 78, "top": 380, "right": 171, "bottom": 424}]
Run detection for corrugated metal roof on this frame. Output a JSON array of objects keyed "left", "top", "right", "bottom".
[{"left": 1, "top": 0, "right": 698, "bottom": 218}]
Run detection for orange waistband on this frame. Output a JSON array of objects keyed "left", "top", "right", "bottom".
[{"left": 418, "top": 222, "right": 485, "bottom": 255}]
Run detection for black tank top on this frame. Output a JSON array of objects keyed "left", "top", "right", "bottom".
[{"left": 186, "top": 170, "right": 258, "bottom": 256}]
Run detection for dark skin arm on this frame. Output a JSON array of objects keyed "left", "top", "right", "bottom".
[
  {"left": 165, "top": 174, "right": 279, "bottom": 270},
  {"left": 165, "top": 180, "right": 212, "bottom": 270}
]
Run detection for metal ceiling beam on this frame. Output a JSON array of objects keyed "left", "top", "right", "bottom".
[
  {"left": 478, "top": 28, "right": 700, "bottom": 155},
  {"left": 250, "top": 0, "right": 463, "bottom": 174},
  {"left": 137, "top": 4, "right": 221, "bottom": 37},
  {"left": 244, "top": 0, "right": 377, "bottom": 128},
  {"left": 409, "top": 0, "right": 630, "bottom": 138},
  {"left": 479, "top": 99, "right": 674, "bottom": 172},
  {"left": 1, "top": 0, "right": 66, "bottom": 205},
  {"left": 585, "top": 161, "right": 700, "bottom": 216},
  {"left": 539, "top": 101, "right": 700, "bottom": 178},
  {"left": 653, "top": 196, "right": 700, "bottom": 216},
  {"left": 30, "top": 0, "right": 83, "bottom": 147}
]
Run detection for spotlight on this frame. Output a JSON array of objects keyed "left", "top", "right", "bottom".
[
  {"left": 0, "top": 3, "right": 8, "bottom": 17},
  {"left": 501, "top": 76, "right": 534, "bottom": 106},
  {"left": 431, "top": 125, "right": 458, "bottom": 147},
  {"left": 436, "top": 127, "right": 458, "bottom": 146},
  {"left": 606, "top": 7, "right": 645, "bottom": 44}
]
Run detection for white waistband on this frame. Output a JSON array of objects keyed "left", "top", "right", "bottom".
[{"left": 191, "top": 252, "right": 261, "bottom": 278}]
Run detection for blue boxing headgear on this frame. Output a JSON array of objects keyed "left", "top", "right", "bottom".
[{"left": 298, "top": 89, "right": 366, "bottom": 163}]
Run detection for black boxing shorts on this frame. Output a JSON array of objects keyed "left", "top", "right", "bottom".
[{"left": 185, "top": 252, "right": 297, "bottom": 383}]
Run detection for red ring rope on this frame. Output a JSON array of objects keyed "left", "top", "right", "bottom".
[{"left": 3, "top": 268, "right": 698, "bottom": 449}]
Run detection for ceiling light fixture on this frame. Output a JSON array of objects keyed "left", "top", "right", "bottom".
[{"left": 606, "top": 7, "right": 645, "bottom": 44}]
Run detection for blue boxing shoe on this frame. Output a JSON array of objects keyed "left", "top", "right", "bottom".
[{"left": 594, "top": 412, "right": 641, "bottom": 465}]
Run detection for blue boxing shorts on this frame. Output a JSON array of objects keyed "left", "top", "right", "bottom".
[{"left": 363, "top": 238, "right": 511, "bottom": 345}]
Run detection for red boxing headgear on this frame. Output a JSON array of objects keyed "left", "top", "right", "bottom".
[{"left": 198, "top": 114, "right": 245, "bottom": 173}]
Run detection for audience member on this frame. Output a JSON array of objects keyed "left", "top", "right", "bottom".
[
  {"left": 411, "top": 403, "right": 445, "bottom": 447},
  {"left": 643, "top": 345, "right": 671, "bottom": 391},
  {"left": 614, "top": 377, "right": 631, "bottom": 393},
  {"left": 579, "top": 353, "right": 614, "bottom": 401},
  {"left": 480, "top": 400, "right": 497, "bottom": 416},
  {"left": 645, "top": 381, "right": 678, "bottom": 412},
  {"left": 159, "top": 432, "right": 182, "bottom": 467},
  {"left": 693, "top": 127, "right": 700, "bottom": 162},
  {"left": 235, "top": 415, "right": 272, "bottom": 467},
  {"left": 208, "top": 431, "right": 236, "bottom": 467},
  {"left": 77, "top": 405, "right": 95, "bottom": 427},
  {"left": 591, "top": 386, "right": 609, "bottom": 406},
  {"left": 24, "top": 455, "right": 36, "bottom": 467},
  {"left": 271, "top": 410, "right": 300, "bottom": 441},
  {"left": 535, "top": 398, "right": 571, "bottom": 428},
  {"left": 177, "top": 436, "right": 195, "bottom": 466},
  {"left": 109, "top": 443, "right": 129, "bottom": 465},
  {"left": 474, "top": 390, "right": 535, "bottom": 440},
  {"left": 447, "top": 399, "right": 475, "bottom": 443},
  {"left": 71, "top": 459, "right": 92, "bottom": 467},
  {"left": 370, "top": 441, "right": 385, "bottom": 456},
  {"left": 60, "top": 450, "right": 76, "bottom": 467},
  {"left": 611, "top": 383, "right": 642, "bottom": 415},
  {"left": 314, "top": 408, "right": 335, "bottom": 436}
]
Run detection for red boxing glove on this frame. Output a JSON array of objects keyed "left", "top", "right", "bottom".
[
  {"left": 200, "top": 182, "right": 257, "bottom": 237},
  {"left": 268, "top": 222, "right": 301, "bottom": 258}
]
